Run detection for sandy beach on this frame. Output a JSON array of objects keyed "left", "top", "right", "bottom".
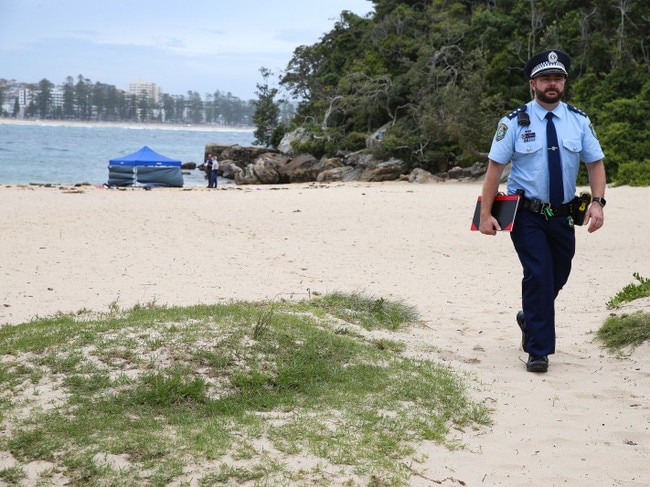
[{"left": 1, "top": 180, "right": 648, "bottom": 485}]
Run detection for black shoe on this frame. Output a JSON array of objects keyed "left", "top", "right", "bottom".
[
  {"left": 526, "top": 355, "right": 548, "bottom": 373},
  {"left": 516, "top": 311, "right": 528, "bottom": 353}
]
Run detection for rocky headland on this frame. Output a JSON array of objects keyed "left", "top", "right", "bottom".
[{"left": 202, "top": 129, "right": 489, "bottom": 185}]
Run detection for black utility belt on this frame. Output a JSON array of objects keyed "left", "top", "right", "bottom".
[
  {"left": 520, "top": 193, "right": 591, "bottom": 225},
  {"left": 520, "top": 198, "right": 571, "bottom": 217}
]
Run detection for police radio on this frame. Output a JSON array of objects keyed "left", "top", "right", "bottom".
[{"left": 517, "top": 111, "right": 530, "bottom": 126}]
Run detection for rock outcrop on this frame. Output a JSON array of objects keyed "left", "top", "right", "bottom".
[{"left": 203, "top": 133, "right": 488, "bottom": 185}]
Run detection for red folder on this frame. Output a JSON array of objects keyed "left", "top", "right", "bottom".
[{"left": 470, "top": 195, "right": 520, "bottom": 232}]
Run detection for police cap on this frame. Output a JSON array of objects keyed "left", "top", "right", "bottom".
[{"left": 523, "top": 49, "right": 571, "bottom": 79}]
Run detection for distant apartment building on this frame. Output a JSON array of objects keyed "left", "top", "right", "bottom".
[
  {"left": 14, "top": 87, "right": 64, "bottom": 116},
  {"left": 50, "top": 88, "right": 64, "bottom": 108},
  {"left": 13, "top": 88, "right": 35, "bottom": 118},
  {"left": 128, "top": 79, "right": 161, "bottom": 103},
  {"left": 0, "top": 86, "right": 20, "bottom": 116},
  {"left": 17, "top": 88, "right": 31, "bottom": 107}
]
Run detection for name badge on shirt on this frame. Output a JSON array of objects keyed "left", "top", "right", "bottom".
[{"left": 521, "top": 130, "right": 536, "bottom": 143}]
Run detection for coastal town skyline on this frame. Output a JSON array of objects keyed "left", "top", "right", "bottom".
[{"left": 0, "top": 0, "right": 373, "bottom": 100}]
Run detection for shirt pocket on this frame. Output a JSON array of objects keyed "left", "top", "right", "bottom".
[
  {"left": 514, "top": 139, "right": 543, "bottom": 156},
  {"left": 562, "top": 138, "right": 582, "bottom": 153}
]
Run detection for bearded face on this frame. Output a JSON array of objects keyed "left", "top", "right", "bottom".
[{"left": 531, "top": 75, "right": 565, "bottom": 104}]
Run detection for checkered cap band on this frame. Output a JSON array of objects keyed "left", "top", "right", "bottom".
[
  {"left": 527, "top": 51, "right": 569, "bottom": 78},
  {"left": 530, "top": 60, "right": 567, "bottom": 78}
]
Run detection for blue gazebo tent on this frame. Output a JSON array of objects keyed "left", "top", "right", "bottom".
[{"left": 107, "top": 146, "right": 183, "bottom": 187}]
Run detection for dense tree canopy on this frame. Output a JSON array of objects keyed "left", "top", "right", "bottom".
[{"left": 280, "top": 0, "right": 650, "bottom": 184}]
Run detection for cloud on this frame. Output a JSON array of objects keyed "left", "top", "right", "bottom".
[{"left": 0, "top": 0, "right": 373, "bottom": 99}]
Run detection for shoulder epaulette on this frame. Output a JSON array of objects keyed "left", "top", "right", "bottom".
[
  {"left": 506, "top": 105, "right": 528, "bottom": 120},
  {"left": 567, "top": 104, "right": 587, "bottom": 117}
]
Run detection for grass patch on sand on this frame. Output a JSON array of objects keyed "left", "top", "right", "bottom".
[
  {"left": 606, "top": 273, "right": 650, "bottom": 309},
  {"left": 599, "top": 274, "right": 650, "bottom": 353},
  {"left": 0, "top": 293, "right": 491, "bottom": 486}
]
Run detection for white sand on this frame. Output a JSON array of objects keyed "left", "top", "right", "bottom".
[{"left": 1, "top": 181, "right": 648, "bottom": 485}]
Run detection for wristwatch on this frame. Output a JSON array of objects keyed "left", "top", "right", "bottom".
[{"left": 592, "top": 197, "right": 606, "bottom": 207}]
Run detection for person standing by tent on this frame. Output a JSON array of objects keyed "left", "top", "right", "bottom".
[
  {"left": 205, "top": 154, "right": 214, "bottom": 188},
  {"left": 209, "top": 154, "right": 219, "bottom": 189}
]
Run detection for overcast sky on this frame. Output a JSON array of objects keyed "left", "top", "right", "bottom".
[{"left": 0, "top": 0, "right": 373, "bottom": 100}]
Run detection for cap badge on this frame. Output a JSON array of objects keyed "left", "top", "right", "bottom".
[{"left": 548, "top": 51, "right": 558, "bottom": 63}]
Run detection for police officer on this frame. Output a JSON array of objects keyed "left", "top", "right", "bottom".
[
  {"left": 479, "top": 49, "right": 606, "bottom": 373},
  {"left": 205, "top": 154, "right": 214, "bottom": 188},
  {"left": 209, "top": 154, "right": 220, "bottom": 189}
]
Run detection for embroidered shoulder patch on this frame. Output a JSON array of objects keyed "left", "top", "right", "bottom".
[
  {"left": 495, "top": 123, "right": 508, "bottom": 141},
  {"left": 589, "top": 122, "right": 598, "bottom": 139}
]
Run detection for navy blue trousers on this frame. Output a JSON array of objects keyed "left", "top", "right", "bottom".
[
  {"left": 510, "top": 210, "right": 575, "bottom": 357},
  {"left": 209, "top": 170, "right": 218, "bottom": 188}
]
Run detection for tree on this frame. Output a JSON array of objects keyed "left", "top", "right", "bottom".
[
  {"left": 137, "top": 89, "right": 151, "bottom": 122},
  {"left": 125, "top": 94, "right": 138, "bottom": 121},
  {"left": 36, "top": 78, "right": 54, "bottom": 118},
  {"left": 63, "top": 77, "right": 75, "bottom": 119},
  {"left": 104, "top": 84, "right": 124, "bottom": 122},
  {"left": 75, "top": 75, "right": 93, "bottom": 120},
  {"left": 161, "top": 94, "right": 177, "bottom": 123},
  {"left": 186, "top": 91, "right": 204, "bottom": 124},
  {"left": 174, "top": 95, "right": 186, "bottom": 123},
  {"left": 252, "top": 67, "right": 282, "bottom": 148}
]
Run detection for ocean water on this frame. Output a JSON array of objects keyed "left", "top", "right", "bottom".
[{"left": 0, "top": 121, "right": 257, "bottom": 187}]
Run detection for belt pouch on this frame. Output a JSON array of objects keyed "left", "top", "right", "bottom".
[{"left": 571, "top": 192, "right": 592, "bottom": 225}]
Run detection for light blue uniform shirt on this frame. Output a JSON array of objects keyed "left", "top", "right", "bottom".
[{"left": 488, "top": 100, "right": 605, "bottom": 204}]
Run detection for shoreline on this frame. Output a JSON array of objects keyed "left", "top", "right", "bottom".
[{"left": 0, "top": 117, "right": 255, "bottom": 133}]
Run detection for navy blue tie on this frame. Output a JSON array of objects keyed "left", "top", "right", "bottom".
[{"left": 545, "top": 112, "right": 563, "bottom": 205}]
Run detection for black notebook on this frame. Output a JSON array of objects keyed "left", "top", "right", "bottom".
[{"left": 470, "top": 195, "right": 520, "bottom": 232}]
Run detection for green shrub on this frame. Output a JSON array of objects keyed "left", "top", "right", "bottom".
[{"left": 615, "top": 160, "right": 650, "bottom": 186}]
